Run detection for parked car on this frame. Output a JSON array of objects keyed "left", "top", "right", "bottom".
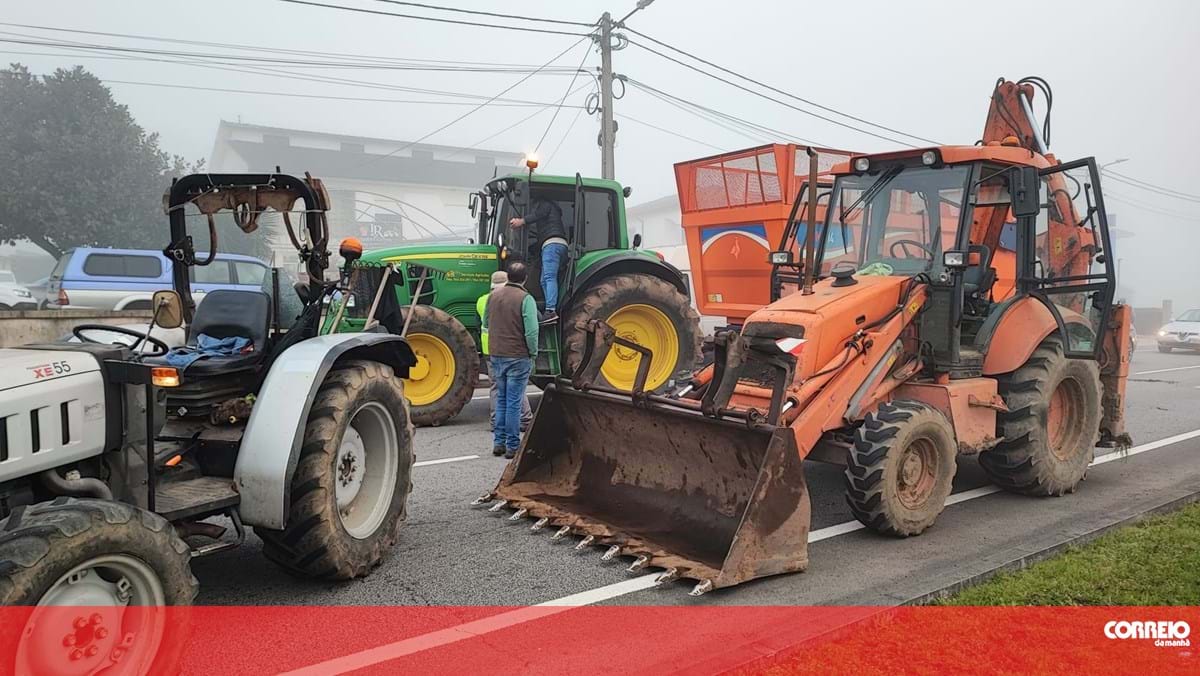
[
  {"left": 46, "top": 247, "right": 269, "bottom": 310},
  {"left": 1157, "top": 308, "right": 1200, "bottom": 353},
  {"left": 0, "top": 270, "right": 37, "bottom": 310}
]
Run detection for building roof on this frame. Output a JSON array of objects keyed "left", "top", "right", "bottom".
[
  {"left": 626, "top": 194, "right": 679, "bottom": 217},
  {"left": 210, "top": 120, "right": 525, "bottom": 188}
]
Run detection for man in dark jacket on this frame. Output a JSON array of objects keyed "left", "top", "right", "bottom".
[
  {"left": 510, "top": 197, "right": 566, "bottom": 322},
  {"left": 482, "top": 261, "right": 539, "bottom": 459}
]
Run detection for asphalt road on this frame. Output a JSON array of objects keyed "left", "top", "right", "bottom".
[{"left": 192, "top": 343, "right": 1200, "bottom": 608}]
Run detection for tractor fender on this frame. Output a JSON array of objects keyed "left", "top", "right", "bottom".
[
  {"left": 569, "top": 252, "right": 690, "bottom": 302},
  {"left": 977, "top": 296, "right": 1058, "bottom": 375},
  {"left": 234, "top": 332, "right": 416, "bottom": 529}
]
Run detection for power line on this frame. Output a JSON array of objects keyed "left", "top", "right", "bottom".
[
  {"left": 615, "top": 112, "right": 725, "bottom": 151},
  {"left": 623, "top": 27, "right": 941, "bottom": 147},
  {"left": 0, "top": 21, "right": 575, "bottom": 69},
  {"left": 350, "top": 34, "right": 595, "bottom": 169},
  {"left": 1102, "top": 169, "right": 1200, "bottom": 203},
  {"left": 369, "top": 0, "right": 593, "bottom": 27},
  {"left": 624, "top": 36, "right": 918, "bottom": 148},
  {"left": 545, "top": 104, "right": 587, "bottom": 167},
  {"left": 534, "top": 39, "right": 594, "bottom": 154},
  {"left": 278, "top": 0, "right": 591, "bottom": 37},
  {"left": 449, "top": 80, "right": 596, "bottom": 160},
  {"left": 1106, "top": 191, "right": 1200, "bottom": 222}
]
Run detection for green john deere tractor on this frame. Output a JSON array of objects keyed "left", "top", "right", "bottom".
[{"left": 345, "top": 171, "right": 701, "bottom": 426}]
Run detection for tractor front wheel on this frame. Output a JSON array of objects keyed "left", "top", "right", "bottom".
[
  {"left": 0, "top": 498, "right": 196, "bottom": 675},
  {"left": 258, "top": 360, "right": 414, "bottom": 579},
  {"left": 563, "top": 273, "right": 701, "bottom": 392},
  {"left": 401, "top": 305, "right": 479, "bottom": 426},
  {"left": 845, "top": 401, "right": 958, "bottom": 537},
  {"left": 981, "top": 335, "right": 1101, "bottom": 496}
]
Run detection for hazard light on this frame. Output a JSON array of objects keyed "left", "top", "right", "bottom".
[{"left": 151, "top": 367, "right": 181, "bottom": 388}]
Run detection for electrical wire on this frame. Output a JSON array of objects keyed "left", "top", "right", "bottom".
[
  {"left": 623, "top": 27, "right": 941, "bottom": 146},
  {"left": 349, "top": 33, "right": 595, "bottom": 169},
  {"left": 1105, "top": 191, "right": 1200, "bottom": 222},
  {"left": 624, "top": 36, "right": 919, "bottom": 147},
  {"left": 278, "top": 0, "right": 591, "bottom": 37},
  {"left": 1103, "top": 170, "right": 1200, "bottom": 202},
  {"left": 615, "top": 113, "right": 725, "bottom": 151},
  {"left": 449, "top": 80, "right": 596, "bottom": 160},
  {"left": 545, "top": 104, "right": 587, "bottom": 167},
  {"left": 534, "top": 39, "right": 594, "bottom": 154},
  {"left": 369, "top": 0, "right": 593, "bottom": 27}
]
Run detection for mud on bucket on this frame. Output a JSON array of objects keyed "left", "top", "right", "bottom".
[{"left": 491, "top": 384, "right": 811, "bottom": 590}]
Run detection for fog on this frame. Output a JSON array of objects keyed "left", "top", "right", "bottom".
[{"left": 3, "top": 0, "right": 1198, "bottom": 310}]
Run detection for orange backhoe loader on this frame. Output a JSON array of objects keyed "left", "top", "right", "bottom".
[{"left": 475, "top": 77, "right": 1132, "bottom": 594}]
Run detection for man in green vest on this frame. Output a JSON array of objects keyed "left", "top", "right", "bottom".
[{"left": 478, "top": 270, "right": 532, "bottom": 436}]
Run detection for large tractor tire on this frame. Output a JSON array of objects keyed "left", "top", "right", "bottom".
[
  {"left": 980, "top": 335, "right": 1101, "bottom": 496},
  {"left": 258, "top": 360, "right": 414, "bottom": 580},
  {"left": 0, "top": 498, "right": 196, "bottom": 675},
  {"left": 401, "top": 305, "right": 479, "bottom": 426},
  {"left": 563, "top": 273, "right": 702, "bottom": 393},
  {"left": 845, "top": 401, "right": 958, "bottom": 537}
]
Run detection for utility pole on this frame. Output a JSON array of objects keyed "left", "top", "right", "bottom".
[{"left": 598, "top": 11, "right": 616, "bottom": 180}]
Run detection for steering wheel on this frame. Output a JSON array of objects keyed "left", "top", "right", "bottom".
[
  {"left": 888, "top": 239, "right": 935, "bottom": 259},
  {"left": 72, "top": 324, "right": 170, "bottom": 357}
]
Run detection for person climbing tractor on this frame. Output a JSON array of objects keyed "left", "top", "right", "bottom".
[
  {"left": 478, "top": 270, "right": 533, "bottom": 433},
  {"left": 509, "top": 195, "right": 566, "bottom": 322}
]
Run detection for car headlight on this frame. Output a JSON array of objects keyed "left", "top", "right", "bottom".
[
  {"left": 14, "top": 289, "right": 31, "bottom": 298},
  {"left": 1158, "top": 330, "right": 1167, "bottom": 337}
]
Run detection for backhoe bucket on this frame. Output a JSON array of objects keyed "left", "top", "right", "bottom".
[{"left": 491, "top": 385, "right": 811, "bottom": 591}]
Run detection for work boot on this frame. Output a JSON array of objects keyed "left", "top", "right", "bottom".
[
  {"left": 504, "top": 448, "right": 518, "bottom": 460},
  {"left": 539, "top": 310, "right": 558, "bottom": 324},
  {"left": 492, "top": 445, "right": 506, "bottom": 457}
]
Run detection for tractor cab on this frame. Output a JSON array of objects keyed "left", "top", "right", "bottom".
[{"left": 813, "top": 146, "right": 1117, "bottom": 375}]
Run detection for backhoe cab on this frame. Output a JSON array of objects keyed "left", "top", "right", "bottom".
[{"left": 481, "top": 78, "right": 1131, "bottom": 595}]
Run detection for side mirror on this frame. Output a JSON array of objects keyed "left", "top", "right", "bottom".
[
  {"left": 152, "top": 290, "right": 184, "bottom": 329},
  {"left": 469, "top": 192, "right": 479, "bottom": 218},
  {"left": 1010, "top": 166, "right": 1041, "bottom": 217},
  {"left": 622, "top": 186, "right": 633, "bottom": 198},
  {"left": 769, "top": 250, "right": 794, "bottom": 265},
  {"left": 632, "top": 233, "right": 642, "bottom": 249}
]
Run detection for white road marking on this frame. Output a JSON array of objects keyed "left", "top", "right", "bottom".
[
  {"left": 413, "top": 455, "right": 478, "bottom": 467},
  {"left": 285, "top": 427, "right": 1200, "bottom": 674},
  {"left": 1134, "top": 364, "right": 1200, "bottom": 376}
]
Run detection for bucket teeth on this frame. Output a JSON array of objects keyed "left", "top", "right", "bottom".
[
  {"left": 655, "top": 568, "right": 679, "bottom": 585},
  {"left": 551, "top": 526, "right": 571, "bottom": 541},
  {"left": 470, "top": 493, "right": 493, "bottom": 506},
  {"left": 600, "top": 545, "right": 621, "bottom": 562},
  {"left": 530, "top": 517, "right": 549, "bottom": 532},
  {"left": 487, "top": 499, "right": 509, "bottom": 513},
  {"left": 689, "top": 580, "right": 714, "bottom": 597},
  {"left": 626, "top": 555, "right": 649, "bottom": 573},
  {"left": 508, "top": 508, "right": 528, "bottom": 521},
  {"left": 574, "top": 535, "right": 595, "bottom": 551}
]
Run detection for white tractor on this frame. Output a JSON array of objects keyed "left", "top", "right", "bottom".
[{"left": 0, "top": 173, "right": 417, "bottom": 674}]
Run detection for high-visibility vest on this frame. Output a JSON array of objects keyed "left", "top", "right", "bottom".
[{"left": 476, "top": 292, "right": 490, "bottom": 355}]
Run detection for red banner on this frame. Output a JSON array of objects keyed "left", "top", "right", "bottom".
[{"left": 2, "top": 605, "right": 1195, "bottom": 674}]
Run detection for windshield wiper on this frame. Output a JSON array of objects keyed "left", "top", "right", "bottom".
[{"left": 839, "top": 165, "right": 904, "bottom": 225}]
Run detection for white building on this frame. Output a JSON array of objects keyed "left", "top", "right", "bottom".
[{"left": 209, "top": 121, "right": 524, "bottom": 263}]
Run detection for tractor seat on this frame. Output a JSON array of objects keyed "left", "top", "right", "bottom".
[
  {"left": 962, "top": 244, "right": 996, "bottom": 299},
  {"left": 155, "top": 289, "right": 272, "bottom": 374}
]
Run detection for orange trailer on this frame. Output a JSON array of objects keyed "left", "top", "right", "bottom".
[{"left": 674, "top": 144, "right": 853, "bottom": 324}]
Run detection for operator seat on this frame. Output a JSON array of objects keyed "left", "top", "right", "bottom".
[
  {"left": 174, "top": 289, "right": 273, "bottom": 374},
  {"left": 962, "top": 244, "right": 996, "bottom": 311}
]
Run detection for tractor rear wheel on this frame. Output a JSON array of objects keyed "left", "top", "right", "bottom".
[
  {"left": 0, "top": 498, "right": 196, "bottom": 675},
  {"left": 401, "top": 305, "right": 478, "bottom": 426},
  {"left": 258, "top": 360, "right": 414, "bottom": 579},
  {"left": 845, "top": 401, "right": 957, "bottom": 537},
  {"left": 563, "top": 273, "right": 701, "bottom": 392},
  {"left": 981, "top": 335, "right": 1101, "bottom": 496}
]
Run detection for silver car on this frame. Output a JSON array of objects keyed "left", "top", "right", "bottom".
[{"left": 1157, "top": 308, "right": 1200, "bottom": 353}]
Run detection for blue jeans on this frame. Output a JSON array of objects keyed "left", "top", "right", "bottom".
[
  {"left": 491, "top": 356, "right": 532, "bottom": 452},
  {"left": 541, "top": 242, "right": 568, "bottom": 312}
]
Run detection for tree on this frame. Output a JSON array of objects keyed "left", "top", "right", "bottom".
[{"left": 0, "top": 64, "right": 203, "bottom": 259}]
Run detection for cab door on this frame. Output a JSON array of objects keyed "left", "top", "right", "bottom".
[{"left": 1021, "top": 158, "right": 1115, "bottom": 359}]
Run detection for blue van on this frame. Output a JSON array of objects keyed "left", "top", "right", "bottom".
[{"left": 46, "top": 248, "right": 270, "bottom": 310}]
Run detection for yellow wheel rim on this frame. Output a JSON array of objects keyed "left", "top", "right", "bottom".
[
  {"left": 601, "top": 304, "right": 679, "bottom": 392},
  {"left": 405, "top": 333, "right": 456, "bottom": 406}
]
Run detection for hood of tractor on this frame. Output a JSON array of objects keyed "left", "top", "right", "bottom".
[
  {"left": 743, "top": 274, "right": 909, "bottom": 379},
  {"left": 0, "top": 347, "right": 102, "bottom": 392}
]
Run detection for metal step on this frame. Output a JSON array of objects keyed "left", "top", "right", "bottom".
[{"left": 155, "top": 476, "right": 239, "bottom": 521}]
